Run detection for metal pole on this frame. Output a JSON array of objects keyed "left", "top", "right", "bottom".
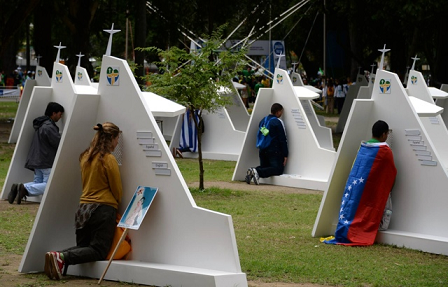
[
  {"left": 323, "top": 0, "right": 326, "bottom": 76},
  {"left": 268, "top": 2, "right": 271, "bottom": 73},
  {"left": 125, "top": 10, "right": 129, "bottom": 60}
]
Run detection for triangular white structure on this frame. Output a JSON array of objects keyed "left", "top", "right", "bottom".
[
  {"left": 170, "top": 82, "right": 250, "bottom": 160},
  {"left": 335, "top": 73, "right": 368, "bottom": 133},
  {"left": 18, "top": 55, "right": 246, "bottom": 287},
  {"left": 312, "top": 66, "right": 448, "bottom": 255},
  {"left": 289, "top": 71, "right": 333, "bottom": 148},
  {"left": 8, "top": 65, "right": 52, "bottom": 143},
  {"left": 1, "top": 62, "right": 76, "bottom": 202},
  {"left": 232, "top": 68, "right": 336, "bottom": 191},
  {"left": 406, "top": 69, "right": 448, "bottom": 165}
]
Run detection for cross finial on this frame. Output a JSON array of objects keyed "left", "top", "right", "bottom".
[
  {"left": 411, "top": 55, "right": 420, "bottom": 71},
  {"left": 54, "top": 42, "right": 66, "bottom": 63},
  {"left": 370, "top": 63, "right": 376, "bottom": 75},
  {"left": 275, "top": 52, "right": 285, "bottom": 69},
  {"left": 378, "top": 44, "right": 390, "bottom": 71},
  {"left": 104, "top": 23, "right": 121, "bottom": 56},
  {"left": 36, "top": 55, "right": 42, "bottom": 66},
  {"left": 291, "top": 62, "right": 298, "bottom": 72},
  {"left": 76, "top": 52, "right": 84, "bottom": 67}
]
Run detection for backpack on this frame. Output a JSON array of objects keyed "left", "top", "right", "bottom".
[{"left": 256, "top": 116, "right": 275, "bottom": 149}]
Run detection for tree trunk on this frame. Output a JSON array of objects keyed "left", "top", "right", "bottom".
[
  {"left": 34, "top": 0, "right": 54, "bottom": 74},
  {"left": 191, "top": 109, "right": 205, "bottom": 190},
  {"left": 434, "top": 17, "right": 448, "bottom": 86},
  {"left": 134, "top": 0, "right": 147, "bottom": 86},
  {"left": 198, "top": 116, "right": 205, "bottom": 191}
]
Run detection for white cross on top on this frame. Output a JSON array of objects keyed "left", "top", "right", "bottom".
[
  {"left": 54, "top": 42, "right": 66, "bottom": 63},
  {"left": 104, "top": 23, "right": 121, "bottom": 56},
  {"left": 76, "top": 52, "right": 84, "bottom": 67},
  {"left": 378, "top": 44, "right": 390, "bottom": 71}
]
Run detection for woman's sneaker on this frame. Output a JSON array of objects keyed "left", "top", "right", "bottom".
[
  {"left": 44, "top": 252, "right": 55, "bottom": 279},
  {"left": 49, "top": 252, "right": 64, "bottom": 280}
]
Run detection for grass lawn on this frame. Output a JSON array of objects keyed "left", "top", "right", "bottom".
[
  {"left": 0, "top": 102, "right": 447, "bottom": 286},
  {"left": 178, "top": 160, "right": 448, "bottom": 287}
]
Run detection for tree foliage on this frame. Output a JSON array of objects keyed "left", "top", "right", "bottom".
[{"left": 141, "top": 25, "right": 247, "bottom": 189}]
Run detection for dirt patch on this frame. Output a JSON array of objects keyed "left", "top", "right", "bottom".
[{"left": 190, "top": 180, "right": 322, "bottom": 194}]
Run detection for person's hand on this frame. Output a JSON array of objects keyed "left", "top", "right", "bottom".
[{"left": 283, "top": 157, "right": 288, "bottom": 166}]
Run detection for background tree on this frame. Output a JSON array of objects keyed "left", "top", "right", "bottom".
[{"left": 142, "top": 26, "right": 247, "bottom": 190}]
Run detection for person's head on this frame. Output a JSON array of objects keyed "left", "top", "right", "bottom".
[
  {"left": 80, "top": 122, "right": 120, "bottom": 164},
  {"left": 138, "top": 197, "right": 146, "bottom": 206},
  {"left": 372, "top": 120, "right": 389, "bottom": 142},
  {"left": 271, "top": 103, "right": 284, "bottom": 118},
  {"left": 45, "top": 102, "right": 64, "bottom": 122}
]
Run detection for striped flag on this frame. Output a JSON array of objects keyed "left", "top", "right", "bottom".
[
  {"left": 179, "top": 109, "right": 199, "bottom": 152},
  {"left": 325, "top": 141, "right": 397, "bottom": 246}
]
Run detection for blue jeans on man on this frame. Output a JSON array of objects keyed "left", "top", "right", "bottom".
[{"left": 24, "top": 168, "right": 52, "bottom": 196}]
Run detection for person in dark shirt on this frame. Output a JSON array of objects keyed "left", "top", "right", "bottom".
[
  {"left": 8, "top": 102, "right": 64, "bottom": 204},
  {"left": 246, "top": 103, "right": 288, "bottom": 185}
]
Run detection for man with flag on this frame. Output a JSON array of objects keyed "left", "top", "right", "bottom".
[{"left": 325, "top": 120, "right": 397, "bottom": 246}]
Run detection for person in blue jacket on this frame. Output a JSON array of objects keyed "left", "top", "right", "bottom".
[{"left": 246, "top": 103, "right": 288, "bottom": 185}]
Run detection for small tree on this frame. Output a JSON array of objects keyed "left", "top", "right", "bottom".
[{"left": 141, "top": 26, "right": 247, "bottom": 190}]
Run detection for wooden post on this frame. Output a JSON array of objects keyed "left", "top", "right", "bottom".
[{"left": 98, "top": 228, "right": 129, "bottom": 285}]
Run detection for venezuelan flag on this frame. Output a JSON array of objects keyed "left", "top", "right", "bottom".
[{"left": 325, "top": 142, "right": 397, "bottom": 246}]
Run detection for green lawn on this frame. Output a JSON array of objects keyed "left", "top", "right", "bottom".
[
  {"left": 0, "top": 102, "right": 447, "bottom": 286},
  {"left": 180, "top": 160, "right": 448, "bottom": 287}
]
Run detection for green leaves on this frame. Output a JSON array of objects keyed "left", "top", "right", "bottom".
[{"left": 142, "top": 25, "right": 247, "bottom": 113}]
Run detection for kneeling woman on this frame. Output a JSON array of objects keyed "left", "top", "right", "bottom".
[{"left": 45, "top": 122, "right": 122, "bottom": 280}]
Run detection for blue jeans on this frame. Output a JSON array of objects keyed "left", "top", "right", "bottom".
[
  {"left": 256, "top": 149, "right": 284, "bottom": 178},
  {"left": 24, "top": 168, "right": 52, "bottom": 196}
]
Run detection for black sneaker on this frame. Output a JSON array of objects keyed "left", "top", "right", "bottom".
[
  {"left": 17, "top": 184, "right": 29, "bottom": 205},
  {"left": 7, "top": 184, "right": 18, "bottom": 204},
  {"left": 245, "top": 169, "right": 253, "bottom": 184}
]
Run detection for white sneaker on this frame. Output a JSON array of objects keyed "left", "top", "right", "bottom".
[{"left": 252, "top": 168, "right": 260, "bottom": 185}]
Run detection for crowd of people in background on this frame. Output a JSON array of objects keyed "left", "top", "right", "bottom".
[
  {"left": 234, "top": 64, "right": 354, "bottom": 115},
  {"left": 0, "top": 67, "right": 35, "bottom": 88},
  {"left": 317, "top": 76, "right": 352, "bottom": 115},
  {"left": 234, "top": 66, "right": 272, "bottom": 110}
]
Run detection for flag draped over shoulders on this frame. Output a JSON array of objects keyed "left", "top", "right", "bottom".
[{"left": 325, "top": 141, "right": 397, "bottom": 246}]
